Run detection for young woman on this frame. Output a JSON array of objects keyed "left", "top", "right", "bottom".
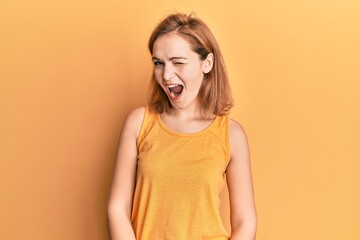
[{"left": 107, "top": 13, "right": 257, "bottom": 240}]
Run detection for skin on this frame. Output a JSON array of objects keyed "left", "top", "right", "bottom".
[{"left": 107, "top": 33, "right": 257, "bottom": 239}]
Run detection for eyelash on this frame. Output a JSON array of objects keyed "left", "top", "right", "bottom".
[{"left": 153, "top": 61, "right": 184, "bottom": 66}]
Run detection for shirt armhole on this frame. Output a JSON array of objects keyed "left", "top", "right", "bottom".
[
  {"left": 136, "top": 106, "right": 148, "bottom": 150},
  {"left": 223, "top": 115, "right": 231, "bottom": 172}
]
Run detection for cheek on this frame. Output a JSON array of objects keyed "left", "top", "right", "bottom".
[
  {"left": 153, "top": 70, "right": 162, "bottom": 83},
  {"left": 187, "top": 63, "right": 203, "bottom": 77},
  {"left": 185, "top": 68, "right": 204, "bottom": 84}
]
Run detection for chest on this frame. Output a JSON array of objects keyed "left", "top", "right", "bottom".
[{"left": 137, "top": 135, "right": 228, "bottom": 187}]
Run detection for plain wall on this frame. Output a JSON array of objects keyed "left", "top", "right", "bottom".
[{"left": 1, "top": 0, "right": 359, "bottom": 239}]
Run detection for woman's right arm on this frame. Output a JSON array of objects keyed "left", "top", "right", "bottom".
[{"left": 107, "top": 107, "right": 145, "bottom": 240}]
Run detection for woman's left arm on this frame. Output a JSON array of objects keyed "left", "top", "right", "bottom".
[{"left": 227, "top": 119, "right": 257, "bottom": 240}]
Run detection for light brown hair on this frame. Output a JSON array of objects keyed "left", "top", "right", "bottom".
[{"left": 148, "top": 12, "right": 233, "bottom": 115}]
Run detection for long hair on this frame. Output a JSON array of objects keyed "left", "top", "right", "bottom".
[{"left": 147, "top": 12, "right": 233, "bottom": 116}]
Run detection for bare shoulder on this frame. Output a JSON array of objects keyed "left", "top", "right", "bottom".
[
  {"left": 122, "top": 106, "right": 146, "bottom": 139},
  {"left": 229, "top": 118, "right": 250, "bottom": 157},
  {"left": 229, "top": 118, "right": 248, "bottom": 141},
  {"left": 125, "top": 106, "right": 145, "bottom": 123}
]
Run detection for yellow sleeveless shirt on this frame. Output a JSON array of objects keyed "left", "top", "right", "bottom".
[{"left": 131, "top": 107, "right": 231, "bottom": 239}]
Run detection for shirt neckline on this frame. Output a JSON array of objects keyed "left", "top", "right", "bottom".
[{"left": 156, "top": 113, "right": 219, "bottom": 137}]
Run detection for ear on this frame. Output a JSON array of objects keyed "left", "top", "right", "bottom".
[{"left": 202, "top": 53, "right": 214, "bottom": 74}]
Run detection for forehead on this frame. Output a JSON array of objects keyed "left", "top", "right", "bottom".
[{"left": 152, "top": 33, "right": 196, "bottom": 58}]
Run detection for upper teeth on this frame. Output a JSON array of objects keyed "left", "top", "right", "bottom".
[{"left": 168, "top": 84, "right": 179, "bottom": 88}]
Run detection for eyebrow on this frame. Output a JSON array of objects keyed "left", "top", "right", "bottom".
[{"left": 152, "top": 56, "right": 188, "bottom": 61}]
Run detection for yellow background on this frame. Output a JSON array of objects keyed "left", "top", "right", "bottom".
[{"left": 1, "top": 0, "right": 359, "bottom": 239}]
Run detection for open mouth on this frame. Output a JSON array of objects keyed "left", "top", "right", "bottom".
[{"left": 168, "top": 84, "right": 184, "bottom": 99}]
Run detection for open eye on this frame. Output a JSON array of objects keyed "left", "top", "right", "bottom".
[{"left": 153, "top": 61, "right": 163, "bottom": 66}]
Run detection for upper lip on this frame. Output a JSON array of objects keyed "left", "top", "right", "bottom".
[{"left": 164, "top": 83, "right": 183, "bottom": 87}]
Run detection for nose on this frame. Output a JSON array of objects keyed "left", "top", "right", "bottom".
[{"left": 162, "top": 64, "right": 175, "bottom": 81}]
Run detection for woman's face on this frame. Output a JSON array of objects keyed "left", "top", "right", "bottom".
[{"left": 152, "top": 33, "right": 213, "bottom": 111}]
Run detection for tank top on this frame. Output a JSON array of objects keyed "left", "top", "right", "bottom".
[{"left": 131, "top": 107, "right": 231, "bottom": 240}]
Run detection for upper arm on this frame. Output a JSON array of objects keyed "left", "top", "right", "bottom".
[
  {"left": 227, "top": 119, "right": 257, "bottom": 228},
  {"left": 107, "top": 107, "right": 145, "bottom": 218}
]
